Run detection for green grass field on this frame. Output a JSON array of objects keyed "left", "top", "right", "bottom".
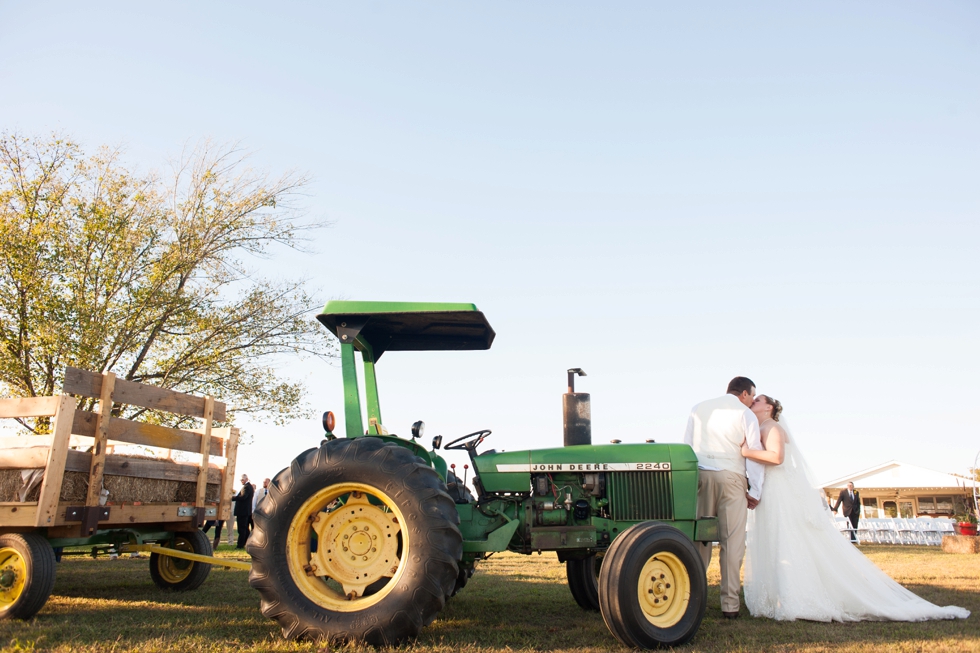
[{"left": 1, "top": 544, "right": 977, "bottom": 652}]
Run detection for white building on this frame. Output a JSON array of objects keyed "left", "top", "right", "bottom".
[{"left": 822, "top": 461, "right": 976, "bottom": 519}]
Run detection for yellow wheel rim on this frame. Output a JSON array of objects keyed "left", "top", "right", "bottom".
[
  {"left": 156, "top": 537, "right": 195, "bottom": 584},
  {"left": 0, "top": 547, "right": 27, "bottom": 607},
  {"left": 287, "top": 482, "right": 406, "bottom": 612},
  {"left": 637, "top": 551, "right": 691, "bottom": 628}
]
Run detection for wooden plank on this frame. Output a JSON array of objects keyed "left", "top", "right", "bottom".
[
  {"left": 0, "top": 396, "right": 61, "bottom": 418},
  {"left": 34, "top": 395, "right": 75, "bottom": 527},
  {"left": 85, "top": 372, "right": 115, "bottom": 507},
  {"left": 52, "top": 502, "right": 212, "bottom": 527},
  {"left": 0, "top": 447, "right": 50, "bottom": 469},
  {"left": 0, "top": 503, "right": 37, "bottom": 527},
  {"left": 3, "top": 501, "right": 226, "bottom": 530},
  {"left": 186, "top": 426, "right": 226, "bottom": 457},
  {"left": 71, "top": 410, "right": 224, "bottom": 456},
  {"left": 63, "top": 367, "right": 226, "bottom": 421},
  {"left": 0, "top": 435, "right": 96, "bottom": 450},
  {"left": 218, "top": 427, "right": 240, "bottom": 522},
  {"left": 195, "top": 397, "right": 214, "bottom": 513}
]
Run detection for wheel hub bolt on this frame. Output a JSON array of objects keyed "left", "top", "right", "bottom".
[{"left": 0, "top": 569, "right": 14, "bottom": 588}]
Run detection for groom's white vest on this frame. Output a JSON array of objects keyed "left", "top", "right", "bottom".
[{"left": 688, "top": 394, "right": 752, "bottom": 475}]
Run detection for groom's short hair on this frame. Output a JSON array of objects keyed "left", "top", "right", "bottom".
[{"left": 727, "top": 377, "right": 755, "bottom": 396}]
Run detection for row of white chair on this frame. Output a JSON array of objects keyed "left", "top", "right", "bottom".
[{"left": 833, "top": 517, "right": 957, "bottom": 546}]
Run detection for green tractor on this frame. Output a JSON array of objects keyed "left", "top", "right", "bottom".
[{"left": 247, "top": 301, "right": 718, "bottom": 649}]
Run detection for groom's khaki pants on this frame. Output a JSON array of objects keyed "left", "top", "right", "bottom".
[{"left": 697, "top": 470, "right": 748, "bottom": 614}]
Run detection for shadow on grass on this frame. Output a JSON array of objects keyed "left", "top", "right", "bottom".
[
  {"left": 1, "top": 554, "right": 976, "bottom": 652},
  {"left": 428, "top": 572, "right": 978, "bottom": 651}
]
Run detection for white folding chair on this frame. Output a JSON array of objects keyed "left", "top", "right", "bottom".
[
  {"left": 855, "top": 519, "right": 874, "bottom": 544},
  {"left": 935, "top": 518, "right": 956, "bottom": 537},
  {"left": 877, "top": 519, "right": 900, "bottom": 544},
  {"left": 898, "top": 518, "right": 922, "bottom": 545},
  {"left": 914, "top": 518, "right": 942, "bottom": 546}
]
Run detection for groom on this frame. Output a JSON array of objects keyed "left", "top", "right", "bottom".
[{"left": 683, "top": 376, "right": 766, "bottom": 619}]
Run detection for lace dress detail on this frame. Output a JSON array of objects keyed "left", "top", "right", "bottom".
[{"left": 744, "top": 431, "right": 969, "bottom": 622}]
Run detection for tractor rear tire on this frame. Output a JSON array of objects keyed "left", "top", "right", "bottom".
[
  {"left": 149, "top": 529, "right": 212, "bottom": 591},
  {"left": 451, "top": 565, "right": 475, "bottom": 597},
  {"left": 598, "top": 522, "right": 706, "bottom": 649},
  {"left": 446, "top": 471, "right": 475, "bottom": 504},
  {"left": 0, "top": 533, "right": 57, "bottom": 620},
  {"left": 566, "top": 552, "right": 602, "bottom": 611},
  {"left": 446, "top": 470, "right": 476, "bottom": 598},
  {"left": 247, "top": 437, "right": 462, "bottom": 646}
]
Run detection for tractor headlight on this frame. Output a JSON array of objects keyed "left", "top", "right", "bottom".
[{"left": 411, "top": 420, "right": 425, "bottom": 439}]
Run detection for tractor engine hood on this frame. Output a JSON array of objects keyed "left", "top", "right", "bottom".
[{"left": 474, "top": 443, "right": 699, "bottom": 493}]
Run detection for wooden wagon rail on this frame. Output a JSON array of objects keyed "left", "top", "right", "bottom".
[{"left": 0, "top": 367, "right": 238, "bottom": 537}]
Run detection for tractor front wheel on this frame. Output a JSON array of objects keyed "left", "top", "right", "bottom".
[
  {"left": 566, "top": 552, "right": 602, "bottom": 611},
  {"left": 0, "top": 533, "right": 56, "bottom": 620},
  {"left": 247, "top": 437, "right": 462, "bottom": 646},
  {"left": 598, "top": 522, "right": 706, "bottom": 649},
  {"left": 149, "top": 529, "right": 212, "bottom": 591}
]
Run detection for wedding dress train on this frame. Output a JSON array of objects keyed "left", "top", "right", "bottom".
[{"left": 744, "top": 422, "right": 969, "bottom": 622}]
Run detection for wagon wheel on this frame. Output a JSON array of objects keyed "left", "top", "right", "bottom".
[
  {"left": 0, "top": 533, "right": 57, "bottom": 620},
  {"left": 149, "top": 529, "right": 212, "bottom": 591},
  {"left": 248, "top": 437, "right": 462, "bottom": 646},
  {"left": 598, "top": 522, "right": 706, "bottom": 649}
]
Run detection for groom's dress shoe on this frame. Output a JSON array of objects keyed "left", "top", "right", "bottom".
[{"left": 722, "top": 611, "right": 739, "bottom": 619}]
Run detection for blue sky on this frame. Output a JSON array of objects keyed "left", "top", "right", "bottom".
[{"left": 2, "top": 2, "right": 978, "bottom": 485}]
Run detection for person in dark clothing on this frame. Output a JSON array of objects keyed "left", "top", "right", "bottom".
[
  {"left": 832, "top": 481, "right": 862, "bottom": 543},
  {"left": 232, "top": 474, "right": 254, "bottom": 549},
  {"left": 202, "top": 520, "right": 225, "bottom": 550}
]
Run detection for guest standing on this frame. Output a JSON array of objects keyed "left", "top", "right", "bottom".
[
  {"left": 831, "top": 482, "right": 861, "bottom": 544},
  {"left": 232, "top": 474, "right": 254, "bottom": 549}
]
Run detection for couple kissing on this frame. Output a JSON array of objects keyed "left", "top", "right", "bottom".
[{"left": 684, "top": 377, "right": 967, "bottom": 623}]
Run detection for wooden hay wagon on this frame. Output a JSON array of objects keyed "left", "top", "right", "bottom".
[{"left": 0, "top": 367, "right": 241, "bottom": 620}]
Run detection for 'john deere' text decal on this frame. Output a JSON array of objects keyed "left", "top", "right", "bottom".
[{"left": 495, "top": 462, "right": 671, "bottom": 473}]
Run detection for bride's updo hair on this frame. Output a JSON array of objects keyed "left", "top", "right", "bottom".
[{"left": 760, "top": 395, "right": 783, "bottom": 421}]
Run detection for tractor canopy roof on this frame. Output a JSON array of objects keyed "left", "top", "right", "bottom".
[{"left": 316, "top": 301, "right": 495, "bottom": 359}]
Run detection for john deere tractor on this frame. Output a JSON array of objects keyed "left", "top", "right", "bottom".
[{"left": 247, "top": 302, "right": 718, "bottom": 649}]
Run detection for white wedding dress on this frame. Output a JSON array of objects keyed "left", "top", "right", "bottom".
[{"left": 744, "top": 420, "right": 969, "bottom": 622}]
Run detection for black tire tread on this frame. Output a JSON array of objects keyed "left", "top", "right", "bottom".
[
  {"left": 566, "top": 554, "right": 600, "bottom": 611},
  {"left": 248, "top": 437, "right": 462, "bottom": 646},
  {"left": 598, "top": 522, "right": 707, "bottom": 649},
  {"left": 0, "top": 532, "right": 57, "bottom": 620}
]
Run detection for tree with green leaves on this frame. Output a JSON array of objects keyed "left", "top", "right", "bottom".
[{"left": 0, "top": 132, "right": 335, "bottom": 432}]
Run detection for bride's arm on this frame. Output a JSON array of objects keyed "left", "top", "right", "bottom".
[{"left": 741, "top": 425, "right": 785, "bottom": 465}]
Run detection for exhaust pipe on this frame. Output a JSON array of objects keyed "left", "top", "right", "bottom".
[{"left": 563, "top": 368, "right": 591, "bottom": 447}]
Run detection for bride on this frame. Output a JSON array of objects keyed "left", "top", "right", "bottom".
[{"left": 740, "top": 395, "right": 969, "bottom": 622}]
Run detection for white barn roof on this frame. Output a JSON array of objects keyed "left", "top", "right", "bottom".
[{"left": 822, "top": 460, "right": 976, "bottom": 491}]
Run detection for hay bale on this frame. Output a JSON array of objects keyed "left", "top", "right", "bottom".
[
  {"left": 0, "top": 470, "right": 29, "bottom": 502},
  {"left": 0, "top": 459, "right": 222, "bottom": 504},
  {"left": 942, "top": 535, "right": 980, "bottom": 554}
]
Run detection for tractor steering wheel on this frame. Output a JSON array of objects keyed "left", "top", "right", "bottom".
[{"left": 444, "top": 429, "right": 492, "bottom": 451}]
